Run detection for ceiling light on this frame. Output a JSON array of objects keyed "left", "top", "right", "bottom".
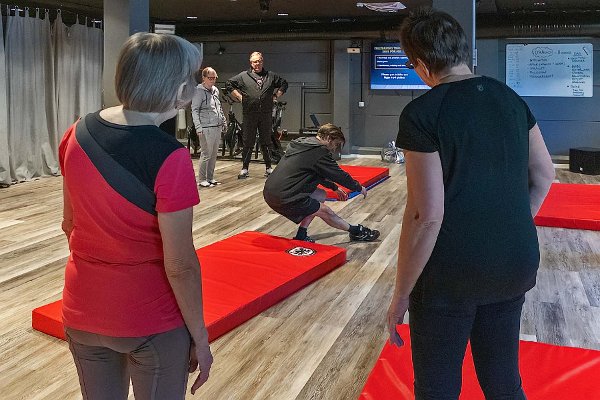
[
  {"left": 356, "top": 2, "right": 406, "bottom": 12},
  {"left": 154, "top": 23, "right": 176, "bottom": 35},
  {"left": 186, "top": 16, "right": 198, "bottom": 19},
  {"left": 278, "top": 13, "right": 288, "bottom": 16},
  {"left": 217, "top": 45, "right": 226, "bottom": 55}
]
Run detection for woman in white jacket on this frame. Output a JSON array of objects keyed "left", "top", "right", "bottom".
[{"left": 191, "top": 67, "right": 226, "bottom": 187}]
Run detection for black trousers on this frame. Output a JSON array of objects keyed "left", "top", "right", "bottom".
[
  {"left": 409, "top": 293, "right": 527, "bottom": 400},
  {"left": 241, "top": 112, "right": 272, "bottom": 170}
]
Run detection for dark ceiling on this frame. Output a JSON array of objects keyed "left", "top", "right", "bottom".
[{"left": 4, "top": 0, "right": 600, "bottom": 38}]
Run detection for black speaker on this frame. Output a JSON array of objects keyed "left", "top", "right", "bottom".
[{"left": 569, "top": 147, "right": 600, "bottom": 175}]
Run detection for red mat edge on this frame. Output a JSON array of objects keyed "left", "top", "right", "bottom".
[
  {"left": 359, "top": 324, "right": 600, "bottom": 400},
  {"left": 32, "top": 301, "right": 65, "bottom": 340},
  {"left": 206, "top": 249, "right": 346, "bottom": 341},
  {"left": 32, "top": 240, "right": 347, "bottom": 342},
  {"left": 324, "top": 167, "right": 390, "bottom": 200},
  {"left": 534, "top": 215, "right": 600, "bottom": 231},
  {"left": 361, "top": 170, "right": 390, "bottom": 189},
  {"left": 533, "top": 183, "right": 600, "bottom": 231}
]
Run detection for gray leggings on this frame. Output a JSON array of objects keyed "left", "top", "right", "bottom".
[
  {"left": 198, "top": 126, "right": 222, "bottom": 181},
  {"left": 66, "top": 326, "right": 191, "bottom": 400}
]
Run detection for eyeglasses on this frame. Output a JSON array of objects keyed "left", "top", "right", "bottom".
[
  {"left": 404, "top": 59, "right": 415, "bottom": 69},
  {"left": 206, "top": 76, "right": 217, "bottom": 80}
]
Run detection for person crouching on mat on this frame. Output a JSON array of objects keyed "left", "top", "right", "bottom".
[{"left": 263, "top": 123, "right": 380, "bottom": 243}]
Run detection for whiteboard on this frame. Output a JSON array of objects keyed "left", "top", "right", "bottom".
[{"left": 506, "top": 43, "right": 593, "bottom": 97}]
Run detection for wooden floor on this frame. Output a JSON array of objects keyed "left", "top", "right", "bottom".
[{"left": 0, "top": 158, "right": 599, "bottom": 400}]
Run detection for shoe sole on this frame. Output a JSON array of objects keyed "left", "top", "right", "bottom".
[
  {"left": 349, "top": 230, "right": 380, "bottom": 242},
  {"left": 293, "top": 237, "right": 315, "bottom": 243}
]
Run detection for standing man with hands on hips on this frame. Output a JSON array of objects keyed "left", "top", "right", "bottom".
[{"left": 226, "top": 51, "right": 288, "bottom": 179}]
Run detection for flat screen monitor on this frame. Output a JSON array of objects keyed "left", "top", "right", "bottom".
[{"left": 370, "top": 42, "right": 429, "bottom": 90}]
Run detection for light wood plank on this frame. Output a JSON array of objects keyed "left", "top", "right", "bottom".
[{"left": 0, "top": 159, "right": 599, "bottom": 399}]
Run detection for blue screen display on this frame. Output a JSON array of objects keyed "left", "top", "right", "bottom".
[{"left": 370, "top": 42, "right": 429, "bottom": 90}]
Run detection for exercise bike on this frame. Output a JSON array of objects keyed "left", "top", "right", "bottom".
[
  {"left": 221, "top": 87, "right": 287, "bottom": 163},
  {"left": 269, "top": 100, "right": 287, "bottom": 164},
  {"left": 252, "top": 99, "right": 287, "bottom": 162},
  {"left": 381, "top": 140, "right": 405, "bottom": 164},
  {"left": 220, "top": 88, "right": 244, "bottom": 158},
  {"left": 187, "top": 124, "right": 200, "bottom": 157}
]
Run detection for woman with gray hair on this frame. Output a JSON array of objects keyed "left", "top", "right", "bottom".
[
  {"left": 386, "top": 8, "right": 554, "bottom": 399},
  {"left": 192, "top": 67, "right": 226, "bottom": 187},
  {"left": 59, "top": 32, "right": 212, "bottom": 399}
]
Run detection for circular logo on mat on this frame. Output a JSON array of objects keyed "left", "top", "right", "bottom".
[{"left": 287, "top": 247, "right": 316, "bottom": 257}]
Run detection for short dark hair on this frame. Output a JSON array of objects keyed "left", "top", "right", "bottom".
[
  {"left": 317, "top": 123, "right": 345, "bottom": 146},
  {"left": 399, "top": 8, "right": 470, "bottom": 74}
]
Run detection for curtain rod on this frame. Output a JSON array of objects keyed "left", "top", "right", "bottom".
[{"left": 1, "top": 3, "right": 103, "bottom": 26}]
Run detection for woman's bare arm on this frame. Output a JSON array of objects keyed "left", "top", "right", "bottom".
[
  {"left": 387, "top": 150, "right": 444, "bottom": 346},
  {"left": 62, "top": 180, "right": 74, "bottom": 241},
  {"left": 528, "top": 124, "right": 555, "bottom": 216},
  {"left": 158, "top": 208, "right": 213, "bottom": 393}
]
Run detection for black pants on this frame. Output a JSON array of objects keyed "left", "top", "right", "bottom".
[
  {"left": 241, "top": 112, "right": 272, "bottom": 170},
  {"left": 409, "top": 294, "right": 527, "bottom": 400}
]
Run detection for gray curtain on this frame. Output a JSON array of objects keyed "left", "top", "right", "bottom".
[
  {"left": 54, "top": 13, "right": 103, "bottom": 137},
  {"left": 5, "top": 8, "right": 57, "bottom": 182},
  {"left": 0, "top": 11, "right": 9, "bottom": 186},
  {"left": 1, "top": 8, "right": 103, "bottom": 185}
]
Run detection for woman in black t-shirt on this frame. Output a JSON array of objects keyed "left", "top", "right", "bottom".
[{"left": 385, "top": 8, "right": 555, "bottom": 399}]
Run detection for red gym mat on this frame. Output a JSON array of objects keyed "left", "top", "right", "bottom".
[
  {"left": 322, "top": 165, "right": 389, "bottom": 200},
  {"left": 360, "top": 324, "right": 600, "bottom": 400},
  {"left": 534, "top": 183, "right": 600, "bottom": 231},
  {"left": 32, "top": 231, "right": 346, "bottom": 341}
]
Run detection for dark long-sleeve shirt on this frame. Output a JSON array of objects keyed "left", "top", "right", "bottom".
[
  {"left": 263, "top": 137, "right": 361, "bottom": 206},
  {"left": 226, "top": 69, "right": 288, "bottom": 114}
]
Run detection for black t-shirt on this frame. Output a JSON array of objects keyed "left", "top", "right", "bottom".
[{"left": 396, "top": 76, "right": 540, "bottom": 306}]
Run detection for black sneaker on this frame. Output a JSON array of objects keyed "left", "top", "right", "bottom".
[
  {"left": 293, "top": 235, "right": 315, "bottom": 243},
  {"left": 238, "top": 171, "right": 249, "bottom": 179},
  {"left": 349, "top": 225, "right": 380, "bottom": 242}
]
